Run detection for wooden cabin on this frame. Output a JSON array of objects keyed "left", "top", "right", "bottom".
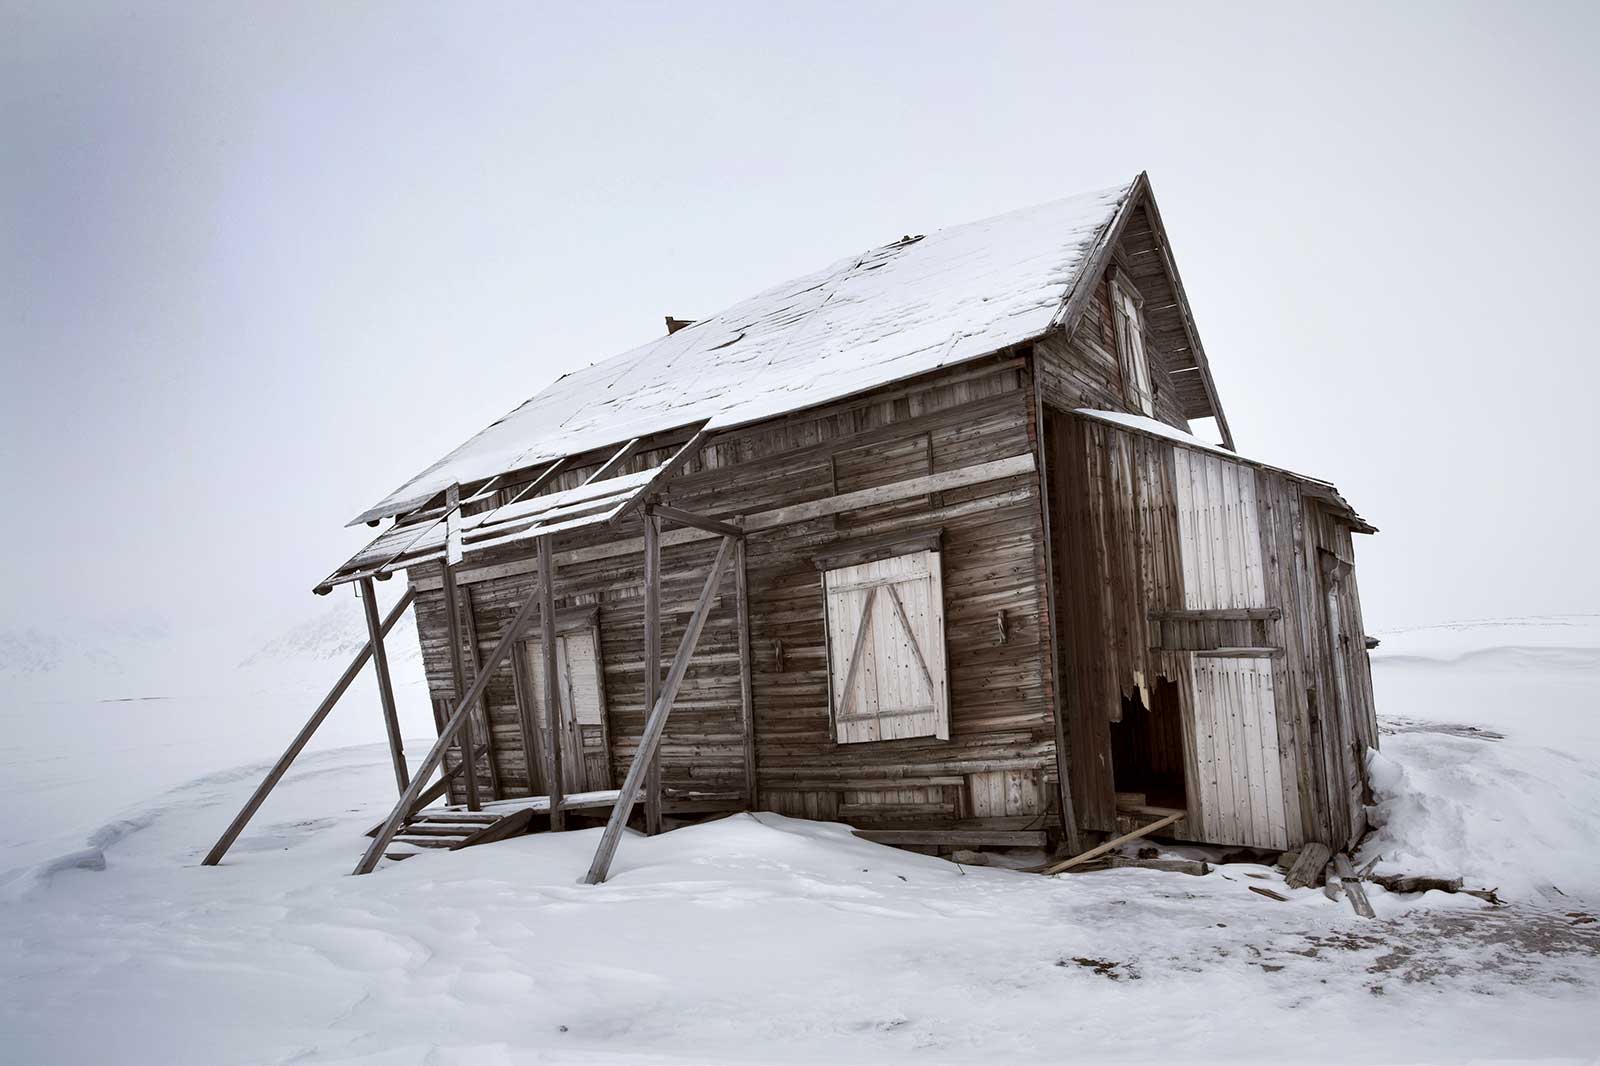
[{"left": 315, "top": 172, "right": 1379, "bottom": 869}]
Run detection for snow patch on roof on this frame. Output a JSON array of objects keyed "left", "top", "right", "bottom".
[{"left": 353, "top": 181, "right": 1136, "bottom": 525}]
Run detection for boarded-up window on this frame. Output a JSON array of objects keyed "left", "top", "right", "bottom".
[
  {"left": 823, "top": 550, "right": 949, "bottom": 744},
  {"left": 1111, "top": 278, "right": 1155, "bottom": 416}
]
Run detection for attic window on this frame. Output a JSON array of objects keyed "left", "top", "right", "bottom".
[
  {"left": 1110, "top": 272, "right": 1155, "bottom": 417},
  {"left": 822, "top": 550, "right": 949, "bottom": 744}
]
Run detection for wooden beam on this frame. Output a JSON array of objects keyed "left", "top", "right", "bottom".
[
  {"left": 1039, "top": 810, "right": 1183, "bottom": 875},
  {"left": 648, "top": 503, "right": 745, "bottom": 540},
  {"left": 584, "top": 535, "right": 737, "bottom": 884},
  {"left": 359, "top": 578, "right": 409, "bottom": 796},
  {"left": 504, "top": 455, "right": 571, "bottom": 504},
  {"left": 456, "top": 585, "right": 501, "bottom": 799},
  {"left": 855, "top": 829, "right": 1049, "bottom": 847},
  {"left": 1031, "top": 383, "right": 1082, "bottom": 854},
  {"left": 412, "top": 453, "right": 1036, "bottom": 591},
  {"left": 440, "top": 561, "right": 481, "bottom": 811},
  {"left": 445, "top": 483, "right": 464, "bottom": 566},
  {"left": 1333, "top": 852, "right": 1375, "bottom": 918},
  {"left": 609, "top": 428, "right": 709, "bottom": 525},
  {"left": 205, "top": 589, "right": 415, "bottom": 866},
  {"left": 734, "top": 530, "right": 757, "bottom": 810},
  {"left": 1150, "top": 608, "right": 1282, "bottom": 622},
  {"left": 642, "top": 513, "right": 663, "bottom": 836},
  {"left": 537, "top": 536, "right": 565, "bottom": 831},
  {"left": 354, "top": 586, "right": 543, "bottom": 875},
  {"left": 833, "top": 587, "right": 879, "bottom": 722},
  {"left": 583, "top": 437, "right": 641, "bottom": 485},
  {"left": 1285, "top": 842, "right": 1332, "bottom": 890}
]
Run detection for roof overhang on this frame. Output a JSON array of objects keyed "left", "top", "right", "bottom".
[
  {"left": 315, "top": 427, "right": 708, "bottom": 594},
  {"left": 1073, "top": 409, "right": 1376, "bottom": 534}
]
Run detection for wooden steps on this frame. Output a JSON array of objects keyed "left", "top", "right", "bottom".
[
  {"left": 382, "top": 807, "right": 535, "bottom": 861},
  {"left": 371, "top": 789, "right": 625, "bottom": 864}
]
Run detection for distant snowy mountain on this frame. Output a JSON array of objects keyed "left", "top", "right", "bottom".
[
  {"left": 0, "top": 613, "right": 175, "bottom": 680},
  {"left": 238, "top": 589, "right": 422, "bottom": 671}
]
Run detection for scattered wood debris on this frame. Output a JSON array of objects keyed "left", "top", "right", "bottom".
[
  {"left": 1332, "top": 853, "right": 1376, "bottom": 918},
  {"left": 1285, "top": 842, "right": 1332, "bottom": 889},
  {"left": 1036, "top": 811, "right": 1184, "bottom": 875},
  {"left": 1250, "top": 885, "right": 1290, "bottom": 902},
  {"left": 1106, "top": 855, "right": 1210, "bottom": 876},
  {"left": 1371, "top": 873, "right": 1462, "bottom": 895},
  {"left": 1368, "top": 872, "right": 1503, "bottom": 905}
]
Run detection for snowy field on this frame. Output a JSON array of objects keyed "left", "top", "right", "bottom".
[{"left": 2, "top": 614, "right": 1598, "bottom": 1064}]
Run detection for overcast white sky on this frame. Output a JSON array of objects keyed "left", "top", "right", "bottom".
[{"left": 3, "top": 1, "right": 1596, "bottom": 647}]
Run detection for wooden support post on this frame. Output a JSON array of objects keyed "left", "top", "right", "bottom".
[
  {"left": 354, "top": 587, "right": 544, "bottom": 875},
  {"left": 205, "top": 589, "right": 415, "bottom": 866},
  {"left": 642, "top": 512, "right": 663, "bottom": 836},
  {"left": 359, "top": 578, "right": 409, "bottom": 796},
  {"left": 734, "top": 529, "right": 757, "bottom": 810},
  {"left": 440, "top": 561, "right": 481, "bottom": 812},
  {"left": 1029, "top": 367, "right": 1083, "bottom": 856},
  {"left": 585, "top": 535, "right": 736, "bottom": 884},
  {"left": 457, "top": 585, "right": 502, "bottom": 800},
  {"left": 537, "top": 536, "right": 565, "bottom": 831}
]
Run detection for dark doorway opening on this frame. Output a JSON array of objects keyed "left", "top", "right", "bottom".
[{"left": 1109, "top": 677, "right": 1188, "bottom": 810}]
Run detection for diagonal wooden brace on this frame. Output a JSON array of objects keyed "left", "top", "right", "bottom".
[{"left": 584, "top": 535, "right": 737, "bottom": 884}]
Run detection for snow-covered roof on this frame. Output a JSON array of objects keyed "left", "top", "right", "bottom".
[{"left": 352, "top": 179, "right": 1140, "bottom": 525}]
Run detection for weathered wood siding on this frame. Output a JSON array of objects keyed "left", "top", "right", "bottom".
[
  {"left": 1034, "top": 200, "right": 1203, "bottom": 430},
  {"left": 1046, "top": 409, "right": 1377, "bottom": 850},
  {"left": 407, "top": 354, "right": 1062, "bottom": 832}
]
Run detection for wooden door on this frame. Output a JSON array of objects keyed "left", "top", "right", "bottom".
[
  {"left": 520, "top": 626, "right": 613, "bottom": 795},
  {"left": 1188, "top": 655, "right": 1291, "bottom": 849}
]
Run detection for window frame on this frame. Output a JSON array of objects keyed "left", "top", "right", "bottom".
[
  {"left": 1109, "top": 269, "right": 1156, "bottom": 417},
  {"left": 820, "top": 545, "right": 950, "bottom": 745}
]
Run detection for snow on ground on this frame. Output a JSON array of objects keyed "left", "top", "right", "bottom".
[
  {"left": 0, "top": 586, "right": 433, "bottom": 871},
  {"left": 1361, "top": 616, "right": 1600, "bottom": 903},
  {"left": 1, "top": 616, "right": 1597, "bottom": 1064}
]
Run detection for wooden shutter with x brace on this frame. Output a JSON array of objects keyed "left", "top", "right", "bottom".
[{"left": 823, "top": 550, "right": 949, "bottom": 744}]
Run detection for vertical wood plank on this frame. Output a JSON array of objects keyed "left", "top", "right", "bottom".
[
  {"left": 456, "top": 585, "right": 502, "bottom": 800},
  {"left": 735, "top": 532, "right": 758, "bottom": 810},
  {"left": 509, "top": 638, "right": 545, "bottom": 795},
  {"left": 359, "top": 577, "right": 409, "bottom": 796},
  {"left": 538, "top": 536, "right": 565, "bottom": 831},
  {"left": 440, "top": 561, "right": 480, "bottom": 812},
  {"left": 642, "top": 514, "right": 664, "bottom": 833}
]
